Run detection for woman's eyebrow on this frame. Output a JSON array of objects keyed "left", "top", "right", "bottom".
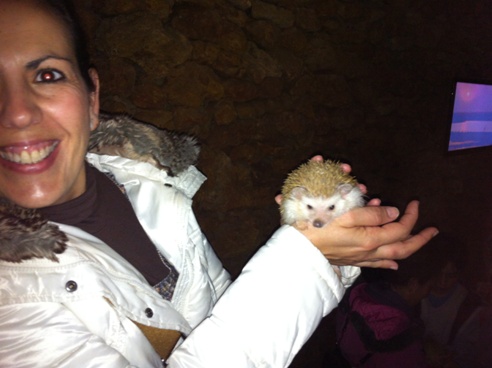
[{"left": 25, "top": 55, "right": 73, "bottom": 70}]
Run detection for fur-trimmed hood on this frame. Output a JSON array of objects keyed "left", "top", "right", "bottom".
[{"left": 89, "top": 113, "right": 199, "bottom": 177}]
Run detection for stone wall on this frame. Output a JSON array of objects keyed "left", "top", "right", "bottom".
[
  {"left": 75, "top": 0, "right": 492, "bottom": 278},
  {"left": 73, "top": 0, "right": 492, "bottom": 366}
]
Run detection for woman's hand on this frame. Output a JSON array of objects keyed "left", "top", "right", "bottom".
[
  {"left": 277, "top": 156, "right": 437, "bottom": 269},
  {"left": 298, "top": 200, "right": 438, "bottom": 269}
]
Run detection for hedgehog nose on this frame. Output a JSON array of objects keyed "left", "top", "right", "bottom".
[{"left": 313, "top": 220, "right": 325, "bottom": 228}]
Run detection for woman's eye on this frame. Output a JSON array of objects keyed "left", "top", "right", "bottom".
[{"left": 35, "top": 69, "right": 64, "bottom": 83}]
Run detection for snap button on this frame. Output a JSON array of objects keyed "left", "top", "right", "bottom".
[
  {"left": 65, "top": 280, "right": 78, "bottom": 292},
  {"left": 145, "top": 307, "right": 154, "bottom": 318}
]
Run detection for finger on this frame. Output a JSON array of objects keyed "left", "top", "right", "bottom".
[
  {"left": 310, "top": 155, "right": 323, "bottom": 162},
  {"left": 394, "top": 200, "right": 420, "bottom": 230},
  {"left": 366, "top": 198, "right": 381, "bottom": 206},
  {"left": 340, "top": 163, "right": 351, "bottom": 173},
  {"left": 337, "top": 205, "right": 400, "bottom": 228},
  {"left": 369, "top": 226, "right": 439, "bottom": 261},
  {"left": 275, "top": 194, "right": 282, "bottom": 205},
  {"left": 351, "top": 259, "right": 399, "bottom": 270},
  {"left": 358, "top": 183, "right": 368, "bottom": 194},
  {"left": 329, "top": 256, "right": 399, "bottom": 269},
  {"left": 370, "top": 201, "right": 422, "bottom": 244}
]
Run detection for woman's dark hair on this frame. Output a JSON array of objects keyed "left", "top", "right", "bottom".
[{"left": 40, "top": 0, "right": 95, "bottom": 91}]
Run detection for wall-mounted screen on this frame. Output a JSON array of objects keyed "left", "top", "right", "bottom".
[{"left": 448, "top": 81, "right": 492, "bottom": 151}]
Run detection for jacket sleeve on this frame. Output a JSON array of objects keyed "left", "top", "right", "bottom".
[
  {"left": 167, "top": 225, "right": 360, "bottom": 368},
  {"left": 0, "top": 302, "right": 134, "bottom": 368},
  {"left": 188, "top": 211, "right": 231, "bottom": 299}
]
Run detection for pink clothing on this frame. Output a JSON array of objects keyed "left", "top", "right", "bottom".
[{"left": 336, "top": 282, "right": 428, "bottom": 368}]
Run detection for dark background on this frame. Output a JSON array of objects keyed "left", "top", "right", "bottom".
[{"left": 74, "top": 1, "right": 492, "bottom": 366}]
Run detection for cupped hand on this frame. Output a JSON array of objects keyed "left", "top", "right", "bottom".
[{"left": 297, "top": 200, "right": 439, "bottom": 269}]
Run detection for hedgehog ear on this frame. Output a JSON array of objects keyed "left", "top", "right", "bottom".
[
  {"left": 337, "top": 184, "right": 354, "bottom": 198},
  {"left": 291, "top": 186, "right": 309, "bottom": 200}
]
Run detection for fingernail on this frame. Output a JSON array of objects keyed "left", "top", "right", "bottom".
[{"left": 386, "top": 207, "right": 399, "bottom": 218}]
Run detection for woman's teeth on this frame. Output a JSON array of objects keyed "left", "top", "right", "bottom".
[{"left": 0, "top": 143, "right": 57, "bottom": 164}]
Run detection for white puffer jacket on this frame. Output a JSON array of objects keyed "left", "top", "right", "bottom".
[{"left": 0, "top": 153, "right": 360, "bottom": 368}]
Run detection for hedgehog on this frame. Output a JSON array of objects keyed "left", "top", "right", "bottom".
[
  {"left": 88, "top": 113, "right": 200, "bottom": 176},
  {"left": 279, "top": 160, "right": 365, "bottom": 229}
]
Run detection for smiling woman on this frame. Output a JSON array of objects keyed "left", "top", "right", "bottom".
[
  {"left": 0, "top": 0, "right": 100, "bottom": 208},
  {"left": 0, "top": 1, "right": 437, "bottom": 367}
]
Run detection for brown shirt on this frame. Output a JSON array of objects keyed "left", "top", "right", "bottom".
[{"left": 39, "top": 163, "right": 176, "bottom": 288}]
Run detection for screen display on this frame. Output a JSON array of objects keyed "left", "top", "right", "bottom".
[{"left": 448, "top": 81, "right": 492, "bottom": 151}]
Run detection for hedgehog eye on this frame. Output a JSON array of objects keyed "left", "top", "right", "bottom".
[
  {"left": 328, "top": 205, "right": 335, "bottom": 211},
  {"left": 307, "top": 205, "right": 313, "bottom": 210}
]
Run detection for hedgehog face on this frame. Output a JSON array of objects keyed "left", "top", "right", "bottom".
[
  {"left": 279, "top": 160, "right": 365, "bottom": 228},
  {"left": 281, "top": 184, "right": 364, "bottom": 228},
  {"left": 298, "top": 192, "right": 342, "bottom": 228}
]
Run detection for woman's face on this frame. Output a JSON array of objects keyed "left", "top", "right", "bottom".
[{"left": 0, "top": 0, "right": 99, "bottom": 208}]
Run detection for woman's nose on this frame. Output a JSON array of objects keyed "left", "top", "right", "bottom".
[{"left": 0, "top": 83, "right": 41, "bottom": 129}]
